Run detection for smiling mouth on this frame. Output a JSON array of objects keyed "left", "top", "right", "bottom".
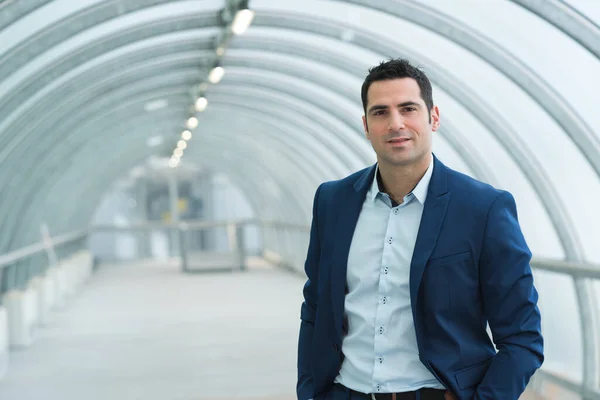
[{"left": 388, "top": 138, "right": 410, "bottom": 143}]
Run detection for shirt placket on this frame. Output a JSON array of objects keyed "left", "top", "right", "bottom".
[{"left": 371, "top": 198, "right": 397, "bottom": 393}]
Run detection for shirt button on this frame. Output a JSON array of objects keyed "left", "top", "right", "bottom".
[
  {"left": 388, "top": 237, "right": 393, "bottom": 244},
  {"left": 379, "top": 357, "right": 384, "bottom": 364},
  {"left": 376, "top": 384, "right": 382, "bottom": 392},
  {"left": 394, "top": 209, "right": 399, "bottom": 215},
  {"left": 383, "top": 267, "right": 389, "bottom": 274},
  {"left": 379, "top": 327, "right": 384, "bottom": 334},
  {"left": 382, "top": 297, "right": 387, "bottom": 304}
]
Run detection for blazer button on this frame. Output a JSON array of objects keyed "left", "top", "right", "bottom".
[{"left": 333, "top": 344, "right": 339, "bottom": 352}]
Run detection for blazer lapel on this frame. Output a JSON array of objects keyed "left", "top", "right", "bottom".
[
  {"left": 331, "top": 164, "right": 376, "bottom": 339},
  {"left": 410, "top": 156, "right": 450, "bottom": 315}
]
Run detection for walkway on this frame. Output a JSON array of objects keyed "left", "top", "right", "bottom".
[{"left": 0, "top": 259, "right": 303, "bottom": 400}]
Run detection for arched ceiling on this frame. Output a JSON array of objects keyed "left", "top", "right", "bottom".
[
  {"left": 2, "top": 0, "right": 599, "bottom": 264},
  {"left": 0, "top": 0, "right": 599, "bottom": 256}
]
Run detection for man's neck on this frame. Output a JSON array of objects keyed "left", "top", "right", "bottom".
[{"left": 378, "top": 154, "right": 431, "bottom": 205}]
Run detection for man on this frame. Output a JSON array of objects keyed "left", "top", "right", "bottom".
[{"left": 297, "top": 59, "right": 543, "bottom": 400}]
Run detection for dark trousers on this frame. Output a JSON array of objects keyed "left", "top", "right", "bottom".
[{"left": 325, "top": 383, "right": 447, "bottom": 400}]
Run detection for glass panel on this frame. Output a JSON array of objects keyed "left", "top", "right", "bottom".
[
  {"left": 434, "top": 89, "right": 564, "bottom": 260},
  {"left": 594, "top": 279, "right": 600, "bottom": 390},
  {"left": 414, "top": 0, "right": 600, "bottom": 142},
  {"left": 533, "top": 270, "right": 583, "bottom": 383},
  {"left": 564, "top": 0, "right": 600, "bottom": 25},
  {"left": 0, "top": 0, "right": 104, "bottom": 55},
  {"left": 431, "top": 136, "right": 476, "bottom": 178},
  {"left": 538, "top": 379, "right": 582, "bottom": 400},
  {"left": 209, "top": 61, "right": 369, "bottom": 174},
  {"left": 206, "top": 84, "right": 372, "bottom": 172}
]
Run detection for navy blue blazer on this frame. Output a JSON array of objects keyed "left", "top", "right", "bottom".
[{"left": 297, "top": 156, "right": 543, "bottom": 400}]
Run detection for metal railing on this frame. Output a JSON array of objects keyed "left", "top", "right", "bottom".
[
  {"left": 0, "top": 230, "right": 86, "bottom": 270},
  {"left": 90, "top": 218, "right": 310, "bottom": 273},
  {"left": 532, "top": 258, "right": 600, "bottom": 280},
  {"left": 0, "top": 230, "right": 88, "bottom": 297}
]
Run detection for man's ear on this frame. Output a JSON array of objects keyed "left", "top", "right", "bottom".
[{"left": 430, "top": 106, "right": 440, "bottom": 132}]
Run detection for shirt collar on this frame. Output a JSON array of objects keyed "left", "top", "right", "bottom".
[{"left": 369, "top": 156, "right": 434, "bottom": 205}]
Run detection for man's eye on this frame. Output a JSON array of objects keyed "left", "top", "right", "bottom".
[{"left": 403, "top": 107, "right": 416, "bottom": 112}]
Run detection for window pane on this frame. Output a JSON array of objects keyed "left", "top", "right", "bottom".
[
  {"left": 594, "top": 279, "right": 600, "bottom": 390},
  {"left": 533, "top": 270, "right": 583, "bottom": 383},
  {"left": 538, "top": 380, "right": 582, "bottom": 400},
  {"left": 563, "top": 0, "right": 600, "bottom": 25}
]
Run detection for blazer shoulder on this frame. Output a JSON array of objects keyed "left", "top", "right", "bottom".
[
  {"left": 319, "top": 166, "right": 372, "bottom": 195},
  {"left": 445, "top": 167, "right": 508, "bottom": 207}
]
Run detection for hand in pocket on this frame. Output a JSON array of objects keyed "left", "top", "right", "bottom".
[{"left": 444, "top": 391, "right": 458, "bottom": 400}]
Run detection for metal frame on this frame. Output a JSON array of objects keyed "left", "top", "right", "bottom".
[
  {"left": 510, "top": 0, "right": 600, "bottom": 60},
  {"left": 0, "top": 0, "right": 54, "bottom": 32},
  {"left": 0, "top": 10, "right": 580, "bottom": 260},
  {"left": 1, "top": 70, "right": 370, "bottom": 248},
  {"left": 18, "top": 114, "right": 313, "bottom": 250},
  {"left": 0, "top": 31, "right": 552, "bottom": 242},
  {"left": 5, "top": 80, "right": 363, "bottom": 246}
]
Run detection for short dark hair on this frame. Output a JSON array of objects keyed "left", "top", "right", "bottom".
[{"left": 361, "top": 58, "right": 434, "bottom": 118}]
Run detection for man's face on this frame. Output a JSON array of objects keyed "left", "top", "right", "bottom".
[{"left": 362, "top": 78, "right": 440, "bottom": 168}]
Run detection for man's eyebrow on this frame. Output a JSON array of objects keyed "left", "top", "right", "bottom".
[
  {"left": 367, "top": 104, "right": 388, "bottom": 114},
  {"left": 398, "top": 101, "right": 420, "bottom": 108}
]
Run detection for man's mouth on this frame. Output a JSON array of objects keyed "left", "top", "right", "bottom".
[{"left": 388, "top": 137, "right": 410, "bottom": 143}]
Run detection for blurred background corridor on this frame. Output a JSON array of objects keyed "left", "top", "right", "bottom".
[{"left": 0, "top": 0, "right": 599, "bottom": 399}]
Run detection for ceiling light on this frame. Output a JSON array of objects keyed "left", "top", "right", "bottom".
[
  {"left": 187, "top": 117, "right": 198, "bottom": 129},
  {"left": 169, "top": 158, "right": 179, "bottom": 168},
  {"left": 208, "top": 66, "right": 225, "bottom": 84},
  {"left": 195, "top": 97, "right": 208, "bottom": 112},
  {"left": 182, "top": 130, "right": 192, "bottom": 140},
  {"left": 174, "top": 148, "right": 183, "bottom": 157},
  {"left": 216, "top": 46, "right": 225, "bottom": 56},
  {"left": 177, "top": 140, "right": 187, "bottom": 150},
  {"left": 232, "top": 9, "right": 255, "bottom": 35}
]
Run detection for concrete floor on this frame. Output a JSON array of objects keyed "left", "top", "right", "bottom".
[{"left": 0, "top": 259, "right": 303, "bottom": 400}]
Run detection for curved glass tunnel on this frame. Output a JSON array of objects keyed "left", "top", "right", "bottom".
[{"left": 0, "top": 1, "right": 599, "bottom": 399}]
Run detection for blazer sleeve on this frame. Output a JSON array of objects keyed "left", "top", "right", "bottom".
[
  {"left": 297, "top": 184, "right": 323, "bottom": 400},
  {"left": 475, "top": 191, "right": 544, "bottom": 400}
]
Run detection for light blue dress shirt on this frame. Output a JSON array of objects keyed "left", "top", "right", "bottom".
[{"left": 334, "top": 158, "right": 444, "bottom": 394}]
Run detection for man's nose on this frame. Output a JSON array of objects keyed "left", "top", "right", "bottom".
[{"left": 388, "top": 111, "right": 406, "bottom": 131}]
